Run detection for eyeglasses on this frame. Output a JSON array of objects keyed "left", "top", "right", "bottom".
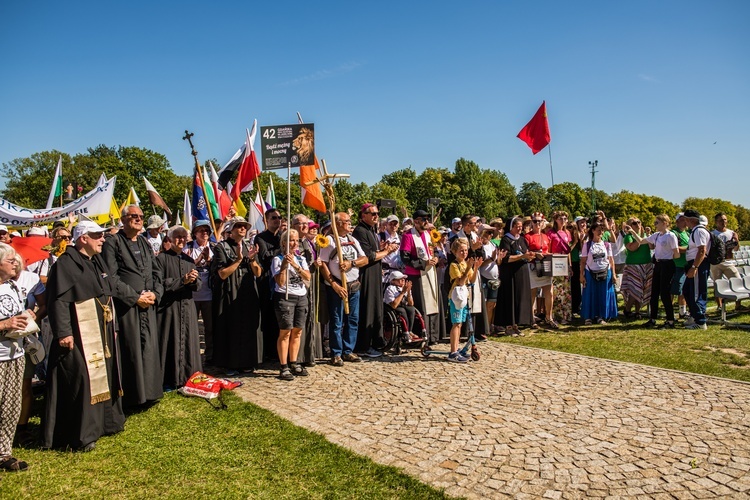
[
  {"left": 532, "top": 220, "right": 542, "bottom": 224},
  {"left": 269, "top": 215, "right": 282, "bottom": 220},
  {"left": 126, "top": 214, "right": 144, "bottom": 220},
  {"left": 58, "top": 235, "right": 71, "bottom": 240},
  {"left": 87, "top": 232, "right": 105, "bottom": 240},
  {"left": 366, "top": 211, "right": 379, "bottom": 216}
]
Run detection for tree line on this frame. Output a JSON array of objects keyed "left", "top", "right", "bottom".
[{"left": 2, "top": 146, "right": 748, "bottom": 239}]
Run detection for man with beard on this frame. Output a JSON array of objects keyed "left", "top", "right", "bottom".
[
  {"left": 352, "top": 203, "right": 399, "bottom": 357},
  {"left": 43, "top": 221, "right": 125, "bottom": 451},
  {"left": 255, "top": 208, "right": 282, "bottom": 360},
  {"left": 102, "top": 205, "right": 163, "bottom": 408},
  {"left": 400, "top": 210, "right": 446, "bottom": 344}
]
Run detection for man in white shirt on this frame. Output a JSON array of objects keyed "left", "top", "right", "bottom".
[
  {"left": 683, "top": 209, "right": 711, "bottom": 329},
  {"left": 710, "top": 212, "right": 741, "bottom": 312},
  {"left": 319, "top": 213, "right": 368, "bottom": 367}
]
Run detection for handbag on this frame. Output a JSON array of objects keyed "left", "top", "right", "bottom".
[
  {"left": 4, "top": 313, "right": 41, "bottom": 339},
  {"left": 591, "top": 269, "right": 608, "bottom": 282}
]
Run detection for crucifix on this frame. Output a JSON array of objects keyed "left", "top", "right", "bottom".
[
  {"left": 304, "top": 159, "right": 352, "bottom": 313},
  {"left": 182, "top": 130, "right": 219, "bottom": 237},
  {"left": 88, "top": 352, "right": 105, "bottom": 369}
]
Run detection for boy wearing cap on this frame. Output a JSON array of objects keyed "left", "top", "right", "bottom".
[{"left": 384, "top": 271, "right": 420, "bottom": 342}]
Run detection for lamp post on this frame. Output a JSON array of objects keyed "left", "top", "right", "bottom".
[
  {"left": 588, "top": 160, "right": 598, "bottom": 212},
  {"left": 426, "top": 198, "right": 441, "bottom": 222}
]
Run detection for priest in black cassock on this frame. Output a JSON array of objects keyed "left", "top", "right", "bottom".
[
  {"left": 156, "top": 226, "right": 202, "bottom": 389},
  {"left": 102, "top": 205, "right": 164, "bottom": 408},
  {"left": 43, "top": 220, "right": 125, "bottom": 451},
  {"left": 352, "top": 203, "right": 400, "bottom": 356}
]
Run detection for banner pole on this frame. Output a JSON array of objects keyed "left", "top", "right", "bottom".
[
  {"left": 548, "top": 144, "right": 555, "bottom": 186},
  {"left": 285, "top": 161, "right": 291, "bottom": 300}
]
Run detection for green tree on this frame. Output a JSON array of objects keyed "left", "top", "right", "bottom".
[
  {"left": 452, "top": 159, "right": 519, "bottom": 221},
  {"left": 517, "top": 181, "right": 551, "bottom": 216},
  {"left": 682, "top": 197, "right": 739, "bottom": 231},
  {"left": 735, "top": 205, "right": 750, "bottom": 241},
  {"left": 547, "top": 182, "right": 589, "bottom": 217},
  {"left": 1, "top": 150, "right": 75, "bottom": 207}
]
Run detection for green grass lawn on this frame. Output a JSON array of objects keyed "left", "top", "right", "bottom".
[{"left": 4, "top": 392, "right": 449, "bottom": 499}]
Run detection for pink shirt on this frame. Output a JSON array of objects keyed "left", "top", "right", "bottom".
[
  {"left": 401, "top": 230, "right": 431, "bottom": 276},
  {"left": 547, "top": 229, "right": 571, "bottom": 255}
]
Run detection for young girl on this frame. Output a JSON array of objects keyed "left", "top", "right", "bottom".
[{"left": 447, "top": 238, "right": 482, "bottom": 362}]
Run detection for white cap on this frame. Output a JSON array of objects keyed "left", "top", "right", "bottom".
[
  {"left": 451, "top": 217, "right": 461, "bottom": 224},
  {"left": 402, "top": 217, "right": 413, "bottom": 225},
  {"left": 27, "top": 227, "right": 47, "bottom": 237},
  {"left": 389, "top": 270, "right": 407, "bottom": 281},
  {"left": 73, "top": 220, "right": 106, "bottom": 241},
  {"left": 675, "top": 212, "right": 684, "bottom": 221},
  {"left": 385, "top": 214, "right": 399, "bottom": 223},
  {"left": 698, "top": 215, "right": 709, "bottom": 226},
  {"left": 0, "top": 225, "right": 8, "bottom": 233}
]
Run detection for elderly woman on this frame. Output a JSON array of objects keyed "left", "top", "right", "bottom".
[
  {"left": 272, "top": 229, "right": 311, "bottom": 380},
  {"left": 156, "top": 225, "right": 202, "bottom": 389},
  {"left": 210, "top": 217, "right": 262, "bottom": 376},
  {"left": 580, "top": 222, "right": 618, "bottom": 325},
  {"left": 0, "top": 243, "right": 32, "bottom": 471},
  {"left": 621, "top": 217, "right": 654, "bottom": 318},
  {"left": 547, "top": 211, "right": 573, "bottom": 325},
  {"left": 494, "top": 217, "right": 536, "bottom": 336}
]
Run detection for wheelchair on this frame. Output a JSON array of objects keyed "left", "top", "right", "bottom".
[{"left": 382, "top": 305, "right": 427, "bottom": 355}]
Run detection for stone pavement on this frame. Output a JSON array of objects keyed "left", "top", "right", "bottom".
[{"left": 234, "top": 342, "right": 750, "bottom": 498}]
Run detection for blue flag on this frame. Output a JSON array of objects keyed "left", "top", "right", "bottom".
[{"left": 191, "top": 169, "right": 210, "bottom": 223}]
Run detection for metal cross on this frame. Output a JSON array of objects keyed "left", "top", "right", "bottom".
[{"left": 183, "top": 130, "right": 198, "bottom": 158}]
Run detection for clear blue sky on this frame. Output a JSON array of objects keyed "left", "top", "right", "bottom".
[{"left": 1, "top": 1, "right": 748, "bottom": 208}]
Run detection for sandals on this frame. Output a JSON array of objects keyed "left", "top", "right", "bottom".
[
  {"left": 0, "top": 456, "right": 29, "bottom": 472},
  {"left": 545, "top": 319, "right": 560, "bottom": 330}
]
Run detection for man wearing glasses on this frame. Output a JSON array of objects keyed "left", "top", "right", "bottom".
[
  {"left": 353, "top": 204, "right": 400, "bottom": 357},
  {"left": 256, "top": 208, "right": 283, "bottom": 361},
  {"left": 102, "top": 205, "right": 163, "bottom": 408},
  {"left": 44, "top": 220, "right": 125, "bottom": 451},
  {"left": 400, "top": 210, "right": 445, "bottom": 344}
]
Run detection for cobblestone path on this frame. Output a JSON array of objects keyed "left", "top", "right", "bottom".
[{"left": 234, "top": 342, "right": 750, "bottom": 498}]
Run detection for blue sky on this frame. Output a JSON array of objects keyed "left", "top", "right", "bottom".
[{"left": 1, "top": 1, "right": 748, "bottom": 209}]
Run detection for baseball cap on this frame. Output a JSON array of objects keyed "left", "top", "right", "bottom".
[
  {"left": 413, "top": 209, "right": 430, "bottom": 219},
  {"left": 385, "top": 214, "right": 399, "bottom": 223},
  {"left": 675, "top": 212, "right": 685, "bottom": 221},
  {"left": 0, "top": 225, "right": 8, "bottom": 233},
  {"left": 27, "top": 227, "right": 47, "bottom": 237},
  {"left": 574, "top": 216, "right": 587, "bottom": 223},
  {"left": 389, "top": 270, "right": 407, "bottom": 281},
  {"left": 402, "top": 217, "right": 413, "bottom": 225},
  {"left": 699, "top": 215, "right": 708, "bottom": 226},
  {"left": 451, "top": 217, "right": 461, "bottom": 225},
  {"left": 683, "top": 209, "right": 700, "bottom": 219},
  {"left": 73, "top": 220, "right": 106, "bottom": 241}
]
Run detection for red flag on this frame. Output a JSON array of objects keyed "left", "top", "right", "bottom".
[
  {"left": 300, "top": 156, "right": 327, "bottom": 213},
  {"left": 517, "top": 101, "right": 551, "bottom": 155},
  {"left": 231, "top": 120, "right": 261, "bottom": 201}
]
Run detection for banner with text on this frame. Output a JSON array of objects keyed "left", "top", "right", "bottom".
[
  {"left": 260, "top": 123, "right": 315, "bottom": 170},
  {"left": 0, "top": 176, "right": 117, "bottom": 226}
]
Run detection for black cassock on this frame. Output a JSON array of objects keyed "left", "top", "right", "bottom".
[
  {"left": 43, "top": 247, "right": 125, "bottom": 449},
  {"left": 352, "top": 222, "right": 386, "bottom": 352},
  {"left": 210, "top": 239, "right": 262, "bottom": 370},
  {"left": 156, "top": 250, "right": 202, "bottom": 388},
  {"left": 102, "top": 231, "right": 164, "bottom": 407},
  {"left": 255, "top": 230, "right": 281, "bottom": 360}
]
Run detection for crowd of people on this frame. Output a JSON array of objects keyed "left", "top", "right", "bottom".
[{"left": 0, "top": 202, "right": 743, "bottom": 471}]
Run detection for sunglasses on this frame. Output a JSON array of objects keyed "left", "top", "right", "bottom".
[
  {"left": 366, "top": 211, "right": 379, "bottom": 215},
  {"left": 269, "top": 215, "right": 282, "bottom": 220},
  {"left": 126, "top": 214, "right": 144, "bottom": 220},
  {"left": 87, "top": 232, "right": 105, "bottom": 240},
  {"left": 58, "top": 235, "right": 71, "bottom": 240},
  {"left": 532, "top": 220, "right": 542, "bottom": 224}
]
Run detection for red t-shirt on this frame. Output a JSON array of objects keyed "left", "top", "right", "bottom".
[{"left": 524, "top": 232, "right": 549, "bottom": 253}]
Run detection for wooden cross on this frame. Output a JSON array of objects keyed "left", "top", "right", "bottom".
[
  {"left": 304, "top": 160, "right": 352, "bottom": 313},
  {"left": 88, "top": 352, "right": 104, "bottom": 369}
]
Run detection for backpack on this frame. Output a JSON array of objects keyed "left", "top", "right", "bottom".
[{"left": 692, "top": 226, "right": 725, "bottom": 265}]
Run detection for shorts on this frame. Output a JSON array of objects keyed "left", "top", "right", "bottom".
[
  {"left": 448, "top": 298, "right": 469, "bottom": 324},
  {"left": 481, "top": 276, "right": 499, "bottom": 301},
  {"left": 670, "top": 266, "right": 686, "bottom": 296},
  {"left": 23, "top": 351, "right": 36, "bottom": 379},
  {"left": 710, "top": 261, "right": 741, "bottom": 281},
  {"left": 273, "top": 293, "right": 309, "bottom": 330}
]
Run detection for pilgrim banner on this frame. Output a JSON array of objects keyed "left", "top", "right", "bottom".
[
  {"left": 260, "top": 123, "right": 315, "bottom": 170},
  {"left": 0, "top": 177, "right": 117, "bottom": 226}
]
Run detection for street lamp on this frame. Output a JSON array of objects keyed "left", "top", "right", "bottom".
[
  {"left": 426, "top": 198, "right": 441, "bottom": 222},
  {"left": 588, "top": 160, "right": 598, "bottom": 212}
]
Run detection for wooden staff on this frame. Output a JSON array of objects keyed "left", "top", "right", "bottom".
[
  {"left": 182, "top": 130, "right": 218, "bottom": 237},
  {"left": 304, "top": 159, "right": 351, "bottom": 313}
]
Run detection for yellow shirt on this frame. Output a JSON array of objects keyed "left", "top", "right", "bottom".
[{"left": 449, "top": 260, "right": 475, "bottom": 294}]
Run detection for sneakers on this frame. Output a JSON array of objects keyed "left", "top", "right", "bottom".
[
  {"left": 224, "top": 369, "right": 239, "bottom": 377},
  {"left": 685, "top": 323, "right": 707, "bottom": 330},
  {"left": 584, "top": 319, "right": 593, "bottom": 326},
  {"left": 290, "top": 363, "right": 309, "bottom": 377},
  {"left": 683, "top": 317, "right": 696, "bottom": 327},
  {"left": 447, "top": 351, "right": 470, "bottom": 363},
  {"left": 658, "top": 321, "right": 676, "bottom": 329},
  {"left": 342, "top": 353, "right": 362, "bottom": 363},
  {"left": 597, "top": 319, "right": 608, "bottom": 325},
  {"left": 279, "top": 367, "right": 294, "bottom": 381},
  {"left": 641, "top": 319, "right": 657, "bottom": 328},
  {"left": 362, "top": 348, "right": 382, "bottom": 358},
  {"left": 330, "top": 356, "right": 344, "bottom": 367}
]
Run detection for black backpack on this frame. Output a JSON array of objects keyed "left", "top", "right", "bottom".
[{"left": 692, "top": 226, "right": 725, "bottom": 265}]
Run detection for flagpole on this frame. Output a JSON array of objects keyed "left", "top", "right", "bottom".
[
  {"left": 285, "top": 161, "right": 291, "bottom": 300},
  {"left": 547, "top": 144, "right": 555, "bottom": 186},
  {"left": 182, "top": 131, "right": 219, "bottom": 238}
]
